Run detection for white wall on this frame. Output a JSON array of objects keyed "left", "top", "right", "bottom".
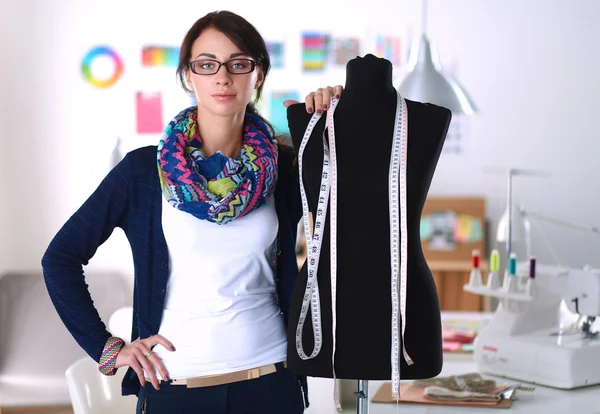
[
  {"left": 1, "top": 0, "right": 599, "bottom": 277},
  {"left": 0, "top": 1, "right": 9, "bottom": 270},
  {"left": 424, "top": 0, "right": 600, "bottom": 268}
]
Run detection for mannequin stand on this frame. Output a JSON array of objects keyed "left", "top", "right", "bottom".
[{"left": 354, "top": 379, "right": 369, "bottom": 413}]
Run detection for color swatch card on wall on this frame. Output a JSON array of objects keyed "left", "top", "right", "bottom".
[
  {"left": 266, "top": 41, "right": 285, "bottom": 69},
  {"left": 333, "top": 37, "right": 361, "bottom": 66},
  {"left": 269, "top": 90, "right": 300, "bottom": 136},
  {"left": 136, "top": 91, "right": 163, "bottom": 134},
  {"left": 302, "top": 32, "right": 329, "bottom": 71},
  {"left": 141, "top": 46, "right": 180, "bottom": 68},
  {"left": 376, "top": 36, "right": 402, "bottom": 67}
]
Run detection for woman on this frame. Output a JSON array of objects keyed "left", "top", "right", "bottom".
[{"left": 42, "top": 10, "right": 342, "bottom": 414}]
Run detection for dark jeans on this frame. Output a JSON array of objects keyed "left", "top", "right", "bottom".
[{"left": 136, "top": 368, "right": 306, "bottom": 414}]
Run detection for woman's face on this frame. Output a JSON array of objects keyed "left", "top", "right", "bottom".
[{"left": 186, "top": 27, "right": 264, "bottom": 118}]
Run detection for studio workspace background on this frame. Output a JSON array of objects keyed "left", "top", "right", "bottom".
[{"left": 1, "top": 0, "right": 598, "bottom": 290}]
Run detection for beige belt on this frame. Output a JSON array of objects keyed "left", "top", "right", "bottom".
[{"left": 148, "top": 361, "right": 287, "bottom": 388}]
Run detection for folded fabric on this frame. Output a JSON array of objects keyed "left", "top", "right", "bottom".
[
  {"left": 424, "top": 385, "right": 501, "bottom": 402},
  {"left": 412, "top": 373, "right": 497, "bottom": 394},
  {"left": 371, "top": 382, "right": 514, "bottom": 408},
  {"left": 442, "top": 341, "right": 462, "bottom": 352},
  {"left": 442, "top": 328, "right": 476, "bottom": 344}
]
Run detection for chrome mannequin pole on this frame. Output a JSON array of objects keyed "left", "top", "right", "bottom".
[{"left": 355, "top": 379, "right": 369, "bottom": 414}]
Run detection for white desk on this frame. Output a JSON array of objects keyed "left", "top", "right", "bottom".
[
  {"left": 306, "top": 357, "right": 600, "bottom": 414},
  {"left": 305, "top": 310, "right": 600, "bottom": 413}
]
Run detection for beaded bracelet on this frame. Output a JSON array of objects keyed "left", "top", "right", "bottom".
[{"left": 99, "top": 336, "right": 125, "bottom": 376}]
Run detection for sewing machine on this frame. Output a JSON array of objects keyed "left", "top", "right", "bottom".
[{"left": 464, "top": 262, "right": 600, "bottom": 389}]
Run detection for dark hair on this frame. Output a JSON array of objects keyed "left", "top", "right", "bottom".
[{"left": 176, "top": 11, "right": 282, "bottom": 139}]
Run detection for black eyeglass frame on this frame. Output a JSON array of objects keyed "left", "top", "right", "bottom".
[{"left": 188, "top": 58, "right": 258, "bottom": 76}]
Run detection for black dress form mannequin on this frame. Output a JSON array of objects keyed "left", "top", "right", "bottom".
[{"left": 286, "top": 54, "right": 451, "bottom": 380}]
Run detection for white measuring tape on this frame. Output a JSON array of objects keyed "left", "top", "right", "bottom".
[
  {"left": 295, "top": 98, "right": 340, "bottom": 361},
  {"left": 295, "top": 91, "right": 411, "bottom": 405},
  {"left": 326, "top": 97, "right": 341, "bottom": 411},
  {"left": 389, "top": 94, "right": 414, "bottom": 398}
]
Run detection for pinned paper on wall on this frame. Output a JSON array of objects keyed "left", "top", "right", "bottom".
[
  {"left": 302, "top": 32, "right": 329, "bottom": 71},
  {"left": 269, "top": 90, "right": 300, "bottom": 136},
  {"left": 333, "top": 37, "right": 361, "bottom": 66},
  {"left": 442, "top": 117, "right": 466, "bottom": 154},
  {"left": 454, "top": 214, "right": 484, "bottom": 243},
  {"left": 376, "top": 36, "right": 402, "bottom": 67},
  {"left": 141, "top": 46, "right": 180, "bottom": 68},
  {"left": 421, "top": 211, "right": 483, "bottom": 248},
  {"left": 136, "top": 91, "right": 163, "bottom": 134},
  {"left": 421, "top": 211, "right": 457, "bottom": 251},
  {"left": 266, "top": 42, "right": 285, "bottom": 69}
]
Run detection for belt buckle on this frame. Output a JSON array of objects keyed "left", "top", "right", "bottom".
[{"left": 248, "top": 368, "right": 261, "bottom": 379}]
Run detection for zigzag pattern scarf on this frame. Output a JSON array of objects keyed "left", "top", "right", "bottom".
[{"left": 157, "top": 106, "right": 278, "bottom": 224}]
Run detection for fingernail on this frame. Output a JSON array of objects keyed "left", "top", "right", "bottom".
[
  {"left": 307, "top": 107, "right": 313, "bottom": 113},
  {"left": 171, "top": 345, "right": 176, "bottom": 351},
  {"left": 335, "top": 94, "right": 340, "bottom": 99},
  {"left": 322, "top": 104, "right": 328, "bottom": 110},
  {"left": 316, "top": 109, "right": 322, "bottom": 115},
  {"left": 165, "top": 375, "right": 170, "bottom": 381}
]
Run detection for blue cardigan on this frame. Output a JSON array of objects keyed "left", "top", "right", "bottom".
[{"left": 41, "top": 145, "right": 307, "bottom": 401}]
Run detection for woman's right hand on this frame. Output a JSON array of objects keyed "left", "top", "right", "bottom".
[{"left": 114, "top": 334, "right": 175, "bottom": 390}]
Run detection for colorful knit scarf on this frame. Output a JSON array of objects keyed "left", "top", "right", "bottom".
[{"left": 157, "top": 106, "right": 278, "bottom": 224}]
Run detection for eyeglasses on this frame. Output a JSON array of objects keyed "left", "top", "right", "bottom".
[{"left": 188, "top": 58, "right": 257, "bottom": 75}]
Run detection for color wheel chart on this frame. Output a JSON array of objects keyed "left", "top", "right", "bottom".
[{"left": 81, "top": 46, "right": 124, "bottom": 89}]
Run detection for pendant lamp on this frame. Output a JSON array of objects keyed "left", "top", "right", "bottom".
[{"left": 399, "top": 0, "right": 477, "bottom": 115}]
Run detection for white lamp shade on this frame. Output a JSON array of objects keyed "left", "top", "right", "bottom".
[
  {"left": 399, "top": 35, "right": 477, "bottom": 116},
  {"left": 496, "top": 205, "right": 533, "bottom": 260}
]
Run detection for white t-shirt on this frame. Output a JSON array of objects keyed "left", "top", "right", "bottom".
[{"left": 152, "top": 196, "right": 287, "bottom": 379}]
